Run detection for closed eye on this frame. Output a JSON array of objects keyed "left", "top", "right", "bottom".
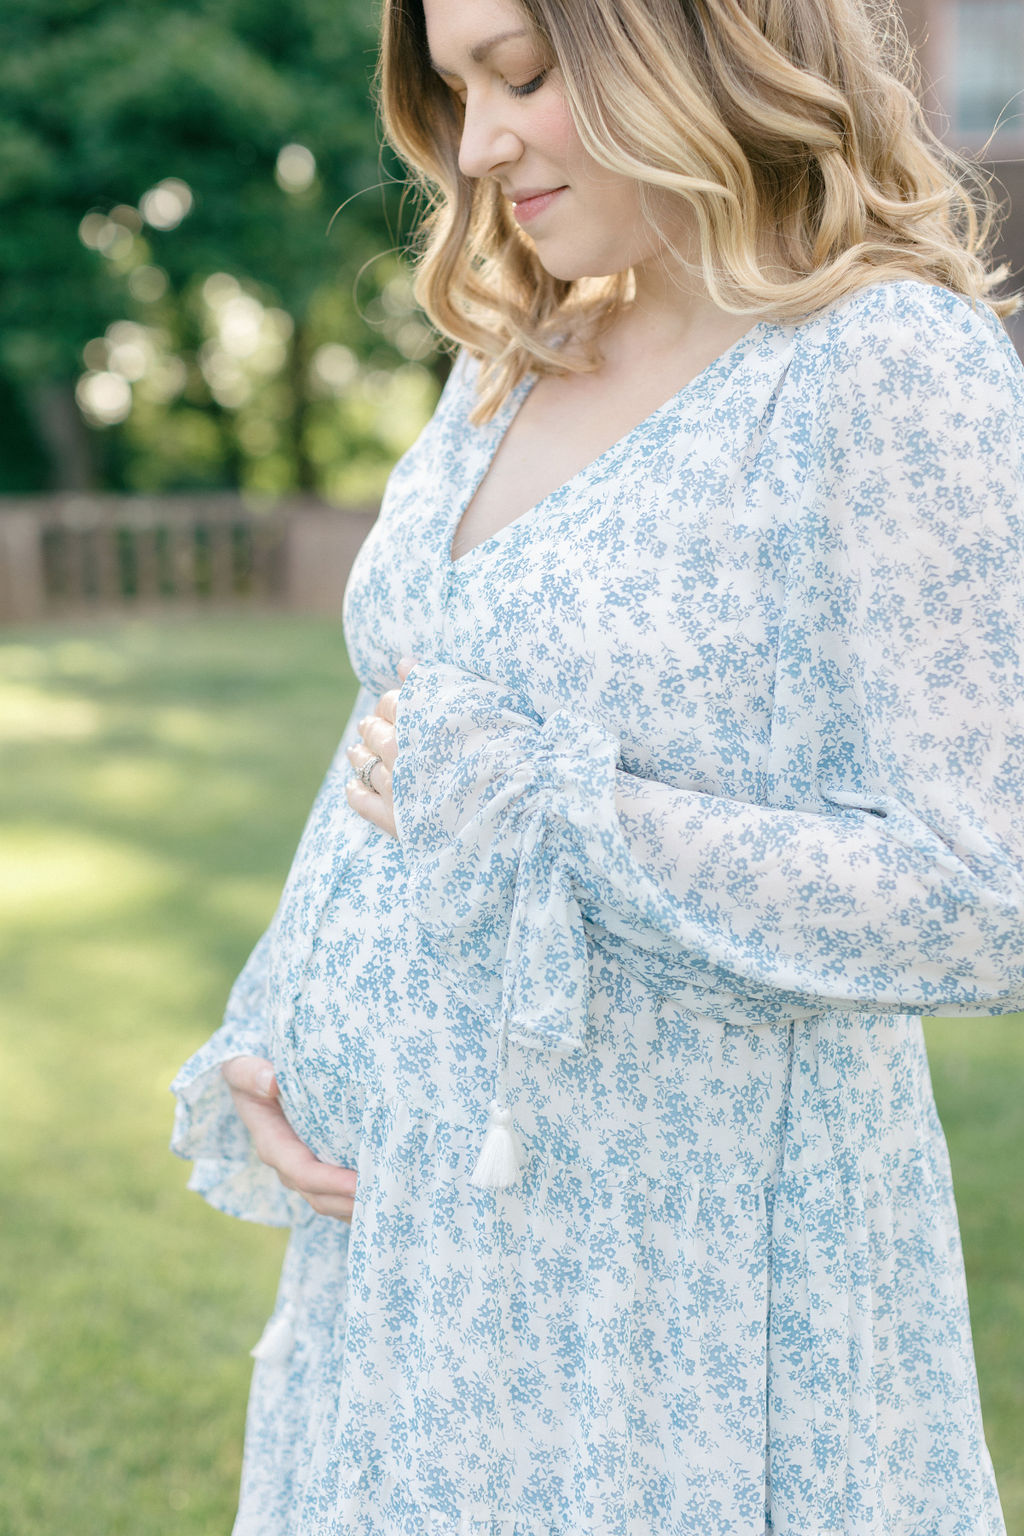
[
  {"left": 440, "top": 66, "right": 549, "bottom": 109},
  {"left": 507, "top": 71, "right": 547, "bottom": 98}
]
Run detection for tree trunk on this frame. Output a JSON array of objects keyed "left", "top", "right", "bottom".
[
  {"left": 288, "top": 321, "right": 316, "bottom": 494},
  {"left": 28, "top": 381, "right": 97, "bottom": 491}
]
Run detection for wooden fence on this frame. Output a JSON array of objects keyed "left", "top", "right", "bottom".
[{"left": 0, "top": 496, "right": 378, "bottom": 623}]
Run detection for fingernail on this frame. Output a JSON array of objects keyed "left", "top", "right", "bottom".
[
  {"left": 256, "top": 1066, "right": 276, "bottom": 1096},
  {"left": 398, "top": 655, "right": 416, "bottom": 672}
]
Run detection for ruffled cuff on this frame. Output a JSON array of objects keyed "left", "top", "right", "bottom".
[
  {"left": 393, "top": 662, "right": 621, "bottom": 1055},
  {"left": 170, "top": 1015, "right": 305, "bottom": 1226}
]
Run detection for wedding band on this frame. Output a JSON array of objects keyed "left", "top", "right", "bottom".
[{"left": 356, "top": 753, "right": 384, "bottom": 792}]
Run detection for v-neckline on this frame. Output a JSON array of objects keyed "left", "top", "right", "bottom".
[{"left": 446, "top": 316, "right": 775, "bottom": 570}]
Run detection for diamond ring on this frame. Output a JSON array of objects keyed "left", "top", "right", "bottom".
[{"left": 356, "top": 753, "right": 383, "bottom": 792}]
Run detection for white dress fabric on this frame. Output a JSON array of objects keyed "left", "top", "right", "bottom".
[{"left": 171, "top": 279, "right": 1024, "bottom": 1536}]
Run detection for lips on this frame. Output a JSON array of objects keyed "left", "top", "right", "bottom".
[{"left": 509, "top": 186, "right": 567, "bottom": 226}]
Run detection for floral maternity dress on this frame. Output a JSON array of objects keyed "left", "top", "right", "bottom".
[{"left": 171, "top": 279, "right": 1024, "bottom": 1536}]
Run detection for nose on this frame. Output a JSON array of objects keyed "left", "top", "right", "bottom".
[{"left": 457, "top": 89, "right": 522, "bottom": 181}]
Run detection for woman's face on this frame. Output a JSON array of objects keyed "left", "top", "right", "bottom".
[{"left": 422, "top": 0, "right": 681, "bottom": 283}]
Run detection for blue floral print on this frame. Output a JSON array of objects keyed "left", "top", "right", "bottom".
[{"left": 172, "top": 279, "right": 1022, "bottom": 1535}]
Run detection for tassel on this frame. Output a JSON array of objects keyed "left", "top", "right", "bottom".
[
  {"left": 249, "top": 1300, "right": 296, "bottom": 1363},
  {"left": 469, "top": 1100, "right": 521, "bottom": 1188}
]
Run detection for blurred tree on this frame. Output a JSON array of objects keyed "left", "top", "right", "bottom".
[{"left": 0, "top": 0, "right": 439, "bottom": 495}]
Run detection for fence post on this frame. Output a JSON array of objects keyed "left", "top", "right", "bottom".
[{"left": 0, "top": 512, "right": 47, "bottom": 622}]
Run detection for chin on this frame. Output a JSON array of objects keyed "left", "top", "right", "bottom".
[{"left": 533, "top": 247, "right": 629, "bottom": 284}]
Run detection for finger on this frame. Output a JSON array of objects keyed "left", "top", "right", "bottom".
[
  {"left": 397, "top": 655, "right": 418, "bottom": 681},
  {"left": 297, "top": 1165, "right": 359, "bottom": 1197},
  {"left": 345, "top": 776, "right": 398, "bottom": 838},
  {"left": 375, "top": 686, "right": 402, "bottom": 726},
  {"left": 221, "top": 1055, "right": 278, "bottom": 1100},
  {"left": 302, "top": 1192, "right": 356, "bottom": 1222},
  {"left": 284, "top": 1155, "right": 359, "bottom": 1198},
  {"left": 346, "top": 743, "right": 393, "bottom": 796},
  {"left": 357, "top": 714, "right": 398, "bottom": 769},
  {"left": 353, "top": 718, "right": 397, "bottom": 771},
  {"left": 228, "top": 1091, "right": 358, "bottom": 1194},
  {"left": 255, "top": 1116, "right": 359, "bottom": 1197},
  {"left": 281, "top": 1156, "right": 358, "bottom": 1202}
]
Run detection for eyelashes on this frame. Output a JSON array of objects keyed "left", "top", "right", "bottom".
[
  {"left": 507, "top": 71, "right": 548, "bottom": 98},
  {"left": 447, "top": 67, "right": 550, "bottom": 109}
]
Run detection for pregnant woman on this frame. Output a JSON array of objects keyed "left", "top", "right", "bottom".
[{"left": 171, "top": 0, "right": 1024, "bottom": 1529}]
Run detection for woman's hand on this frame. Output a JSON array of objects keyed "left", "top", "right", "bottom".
[
  {"left": 220, "top": 1056, "right": 358, "bottom": 1222},
  {"left": 345, "top": 655, "right": 417, "bottom": 839}
]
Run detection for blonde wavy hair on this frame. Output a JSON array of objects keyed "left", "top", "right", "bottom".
[{"left": 379, "top": 0, "right": 1018, "bottom": 421}]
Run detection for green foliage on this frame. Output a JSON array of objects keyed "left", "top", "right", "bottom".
[
  {"left": 0, "top": 614, "right": 1022, "bottom": 1533},
  {"left": 0, "top": 0, "right": 440, "bottom": 494},
  {"left": 0, "top": 373, "right": 50, "bottom": 491}
]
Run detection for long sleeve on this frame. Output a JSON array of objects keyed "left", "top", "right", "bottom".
[
  {"left": 169, "top": 927, "right": 304, "bottom": 1225},
  {"left": 170, "top": 685, "right": 377, "bottom": 1224},
  {"left": 391, "top": 288, "right": 1024, "bottom": 1064}
]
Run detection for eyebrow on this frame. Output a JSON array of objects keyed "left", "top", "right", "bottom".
[{"left": 429, "top": 28, "right": 530, "bottom": 78}]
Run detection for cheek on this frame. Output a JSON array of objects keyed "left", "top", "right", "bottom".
[
  {"left": 553, "top": 121, "right": 643, "bottom": 217},
  {"left": 532, "top": 91, "right": 582, "bottom": 164},
  {"left": 570, "top": 160, "right": 646, "bottom": 231}
]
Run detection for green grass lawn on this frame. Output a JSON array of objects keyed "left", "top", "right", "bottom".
[{"left": 0, "top": 613, "right": 1020, "bottom": 1535}]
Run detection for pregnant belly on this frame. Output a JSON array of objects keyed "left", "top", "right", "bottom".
[
  {"left": 268, "top": 831, "right": 497, "bottom": 1165},
  {"left": 266, "top": 817, "right": 815, "bottom": 1183}
]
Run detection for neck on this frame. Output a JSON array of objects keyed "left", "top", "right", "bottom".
[{"left": 601, "top": 261, "right": 734, "bottom": 369}]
